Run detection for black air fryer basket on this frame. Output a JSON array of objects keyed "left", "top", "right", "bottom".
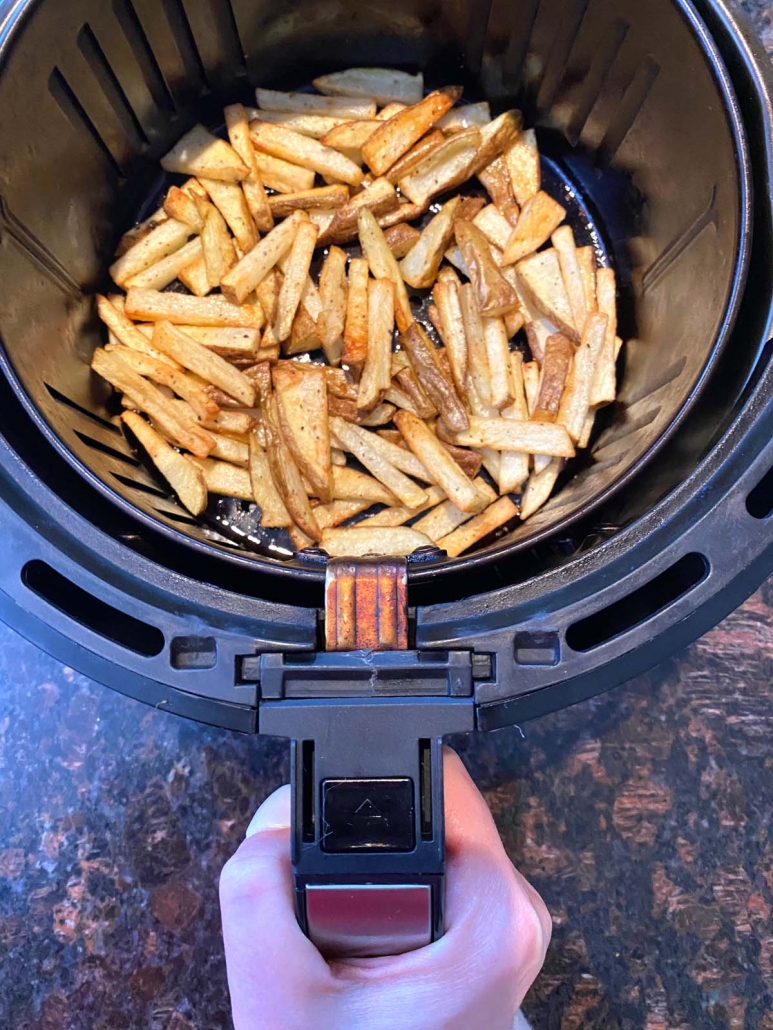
[{"left": 1, "top": 0, "right": 773, "bottom": 955}]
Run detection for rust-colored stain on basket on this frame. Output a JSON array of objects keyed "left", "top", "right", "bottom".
[{"left": 325, "top": 557, "right": 408, "bottom": 651}]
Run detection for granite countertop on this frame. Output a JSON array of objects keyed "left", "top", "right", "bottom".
[{"left": 4, "top": 2, "right": 773, "bottom": 1028}]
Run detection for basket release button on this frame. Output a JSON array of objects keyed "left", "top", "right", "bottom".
[{"left": 320, "top": 778, "right": 415, "bottom": 853}]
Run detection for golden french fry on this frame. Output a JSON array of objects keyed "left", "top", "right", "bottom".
[
  {"left": 161, "top": 125, "right": 249, "bottom": 182},
  {"left": 248, "top": 431, "right": 293, "bottom": 527},
  {"left": 326, "top": 466, "right": 395, "bottom": 505},
  {"left": 330, "top": 416, "right": 427, "bottom": 508},
  {"left": 256, "top": 87, "right": 376, "bottom": 119},
  {"left": 590, "top": 268, "right": 618, "bottom": 407},
  {"left": 470, "top": 110, "right": 523, "bottom": 176},
  {"left": 398, "top": 127, "right": 481, "bottom": 207},
  {"left": 357, "top": 278, "right": 395, "bottom": 412},
  {"left": 178, "top": 255, "right": 211, "bottom": 297},
  {"left": 438, "top": 102, "right": 491, "bottom": 132},
  {"left": 401, "top": 322, "right": 470, "bottom": 434},
  {"left": 274, "top": 220, "right": 319, "bottom": 342},
  {"left": 433, "top": 279, "right": 468, "bottom": 394},
  {"left": 399, "top": 196, "right": 461, "bottom": 289},
  {"left": 126, "top": 288, "right": 264, "bottom": 329},
  {"left": 483, "top": 316, "right": 514, "bottom": 410},
  {"left": 363, "top": 485, "right": 447, "bottom": 528},
  {"left": 360, "top": 402, "right": 397, "bottom": 426},
  {"left": 552, "top": 226, "right": 588, "bottom": 334},
  {"left": 377, "top": 103, "right": 407, "bottom": 121},
  {"left": 199, "top": 176, "right": 258, "bottom": 254},
  {"left": 322, "top": 177, "right": 398, "bottom": 243},
  {"left": 357, "top": 208, "right": 413, "bottom": 333},
  {"left": 410, "top": 478, "right": 494, "bottom": 541},
  {"left": 152, "top": 322, "right": 256, "bottom": 407},
  {"left": 577, "top": 247, "right": 598, "bottom": 314},
  {"left": 315, "top": 246, "right": 348, "bottom": 365},
  {"left": 473, "top": 204, "right": 513, "bottom": 252},
  {"left": 189, "top": 457, "right": 252, "bottom": 499},
  {"left": 384, "top": 222, "right": 420, "bottom": 258},
  {"left": 125, "top": 238, "right": 203, "bottom": 291},
  {"left": 262, "top": 395, "right": 321, "bottom": 539},
  {"left": 516, "top": 249, "right": 578, "bottom": 340},
  {"left": 164, "top": 186, "right": 204, "bottom": 231},
  {"left": 478, "top": 155, "right": 517, "bottom": 212},
  {"left": 201, "top": 205, "right": 236, "bottom": 288},
  {"left": 338, "top": 421, "right": 431, "bottom": 481},
  {"left": 331, "top": 448, "right": 348, "bottom": 467},
  {"left": 110, "top": 219, "right": 192, "bottom": 288},
  {"left": 142, "top": 325, "right": 262, "bottom": 360},
  {"left": 383, "top": 129, "right": 445, "bottom": 185},
  {"left": 453, "top": 416, "right": 575, "bottom": 457},
  {"left": 308, "top": 209, "right": 337, "bottom": 238},
  {"left": 204, "top": 410, "right": 255, "bottom": 435},
  {"left": 254, "top": 151, "right": 316, "bottom": 193},
  {"left": 115, "top": 208, "right": 168, "bottom": 257},
  {"left": 210, "top": 432, "right": 249, "bottom": 466},
  {"left": 96, "top": 294, "right": 170, "bottom": 361},
  {"left": 220, "top": 210, "right": 307, "bottom": 305},
  {"left": 578, "top": 411, "right": 596, "bottom": 450},
  {"left": 499, "top": 352, "right": 531, "bottom": 494},
  {"left": 321, "top": 526, "right": 432, "bottom": 557},
  {"left": 520, "top": 459, "right": 562, "bottom": 519},
  {"left": 251, "top": 121, "right": 364, "bottom": 187},
  {"left": 534, "top": 333, "right": 574, "bottom": 422},
  {"left": 455, "top": 220, "right": 519, "bottom": 317},
  {"left": 122, "top": 412, "right": 208, "bottom": 515},
  {"left": 394, "top": 411, "right": 487, "bottom": 514},
  {"left": 503, "top": 191, "right": 567, "bottom": 266},
  {"left": 556, "top": 312, "right": 608, "bottom": 441},
  {"left": 376, "top": 200, "right": 428, "bottom": 230},
  {"left": 522, "top": 360, "right": 540, "bottom": 415},
  {"left": 105, "top": 344, "right": 219, "bottom": 421},
  {"left": 273, "top": 363, "right": 332, "bottom": 502},
  {"left": 320, "top": 119, "right": 380, "bottom": 157},
  {"left": 268, "top": 184, "right": 349, "bottom": 218},
  {"left": 92, "top": 348, "right": 214, "bottom": 458},
  {"left": 224, "top": 103, "right": 274, "bottom": 233},
  {"left": 459, "top": 282, "right": 493, "bottom": 408},
  {"left": 313, "top": 68, "right": 424, "bottom": 105},
  {"left": 362, "top": 87, "right": 462, "bottom": 176},
  {"left": 252, "top": 111, "right": 352, "bottom": 139},
  {"left": 438, "top": 496, "right": 518, "bottom": 556},
  {"left": 314, "top": 499, "right": 373, "bottom": 529},
  {"left": 504, "top": 129, "right": 541, "bottom": 206}
]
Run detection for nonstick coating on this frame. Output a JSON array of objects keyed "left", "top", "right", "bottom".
[{"left": 0, "top": 0, "right": 750, "bottom": 586}]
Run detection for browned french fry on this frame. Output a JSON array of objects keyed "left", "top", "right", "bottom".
[
  {"left": 438, "top": 102, "right": 492, "bottom": 132},
  {"left": 105, "top": 344, "right": 219, "bottom": 421},
  {"left": 551, "top": 226, "right": 588, "bottom": 334},
  {"left": 438, "top": 496, "right": 518, "bottom": 556},
  {"left": 96, "top": 295, "right": 170, "bottom": 361},
  {"left": 483, "top": 316, "right": 514, "bottom": 410},
  {"left": 201, "top": 205, "right": 236, "bottom": 288},
  {"left": 362, "top": 87, "right": 462, "bottom": 176},
  {"left": 455, "top": 220, "right": 520, "bottom": 318},
  {"left": 433, "top": 279, "right": 468, "bottom": 394},
  {"left": 122, "top": 412, "right": 208, "bottom": 515},
  {"left": 498, "top": 352, "right": 531, "bottom": 494},
  {"left": 394, "top": 368, "right": 437, "bottom": 420},
  {"left": 262, "top": 395, "right": 321, "bottom": 539},
  {"left": 330, "top": 466, "right": 397, "bottom": 505},
  {"left": 320, "top": 120, "right": 381, "bottom": 157},
  {"left": 377, "top": 103, "right": 407, "bottom": 120},
  {"left": 321, "top": 526, "right": 432, "bottom": 557},
  {"left": 470, "top": 110, "right": 523, "bottom": 176},
  {"left": 453, "top": 416, "right": 575, "bottom": 457},
  {"left": 330, "top": 416, "right": 428, "bottom": 508},
  {"left": 520, "top": 459, "right": 562, "bottom": 519},
  {"left": 224, "top": 103, "right": 274, "bottom": 233},
  {"left": 516, "top": 249, "right": 578, "bottom": 340},
  {"left": 92, "top": 348, "right": 214, "bottom": 458},
  {"left": 502, "top": 191, "right": 567, "bottom": 266},
  {"left": 504, "top": 129, "right": 541, "bottom": 207},
  {"left": 115, "top": 208, "right": 168, "bottom": 257},
  {"left": 376, "top": 201, "right": 428, "bottom": 230},
  {"left": 252, "top": 111, "right": 352, "bottom": 139},
  {"left": 478, "top": 155, "right": 516, "bottom": 212},
  {"left": 359, "top": 402, "right": 397, "bottom": 427},
  {"left": 125, "top": 238, "right": 203, "bottom": 291},
  {"left": 152, "top": 322, "right": 256, "bottom": 407},
  {"left": 384, "top": 384, "right": 420, "bottom": 416},
  {"left": 590, "top": 268, "right": 618, "bottom": 407},
  {"left": 401, "top": 322, "right": 470, "bottom": 434},
  {"left": 273, "top": 220, "right": 319, "bottom": 343},
  {"left": 384, "top": 222, "right": 420, "bottom": 259},
  {"left": 256, "top": 87, "right": 376, "bottom": 119},
  {"left": 399, "top": 196, "right": 461, "bottom": 289},
  {"left": 273, "top": 363, "right": 332, "bottom": 502},
  {"left": 364, "top": 485, "right": 447, "bottom": 528},
  {"left": 357, "top": 278, "right": 395, "bottom": 412},
  {"left": 250, "top": 121, "right": 364, "bottom": 187},
  {"left": 398, "top": 127, "right": 481, "bottom": 207},
  {"left": 109, "top": 219, "right": 192, "bottom": 288},
  {"left": 164, "top": 186, "right": 205, "bottom": 231},
  {"left": 178, "top": 255, "right": 211, "bottom": 297},
  {"left": 126, "top": 288, "right": 264, "bottom": 329},
  {"left": 384, "top": 129, "right": 445, "bottom": 185},
  {"left": 248, "top": 431, "right": 293, "bottom": 526},
  {"left": 286, "top": 302, "right": 322, "bottom": 356},
  {"left": 473, "top": 204, "right": 514, "bottom": 252},
  {"left": 254, "top": 151, "right": 316, "bottom": 193},
  {"left": 394, "top": 411, "right": 487, "bottom": 514},
  {"left": 268, "top": 184, "right": 349, "bottom": 218},
  {"left": 577, "top": 248, "right": 598, "bottom": 314},
  {"left": 357, "top": 208, "right": 413, "bottom": 333},
  {"left": 199, "top": 177, "right": 258, "bottom": 254},
  {"left": 534, "top": 333, "right": 574, "bottom": 422},
  {"left": 313, "top": 69, "right": 424, "bottom": 106},
  {"left": 322, "top": 178, "right": 399, "bottom": 244},
  {"left": 221, "top": 210, "right": 307, "bottom": 305},
  {"left": 161, "top": 125, "right": 249, "bottom": 182},
  {"left": 459, "top": 283, "right": 493, "bottom": 408},
  {"left": 556, "top": 312, "right": 608, "bottom": 441}
]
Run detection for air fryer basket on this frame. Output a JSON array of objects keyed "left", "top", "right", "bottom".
[{"left": 0, "top": 0, "right": 749, "bottom": 583}]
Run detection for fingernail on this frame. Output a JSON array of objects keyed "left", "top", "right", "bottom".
[{"left": 246, "top": 784, "right": 292, "bottom": 838}]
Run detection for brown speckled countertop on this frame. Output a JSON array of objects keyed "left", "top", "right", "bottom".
[{"left": 4, "top": 2, "right": 773, "bottom": 1028}]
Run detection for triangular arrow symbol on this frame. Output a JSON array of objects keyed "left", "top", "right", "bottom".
[{"left": 354, "top": 798, "right": 384, "bottom": 820}]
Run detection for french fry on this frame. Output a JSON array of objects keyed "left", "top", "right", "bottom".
[
  {"left": 398, "top": 127, "right": 481, "bottom": 207},
  {"left": 478, "top": 155, "right": 517, "bottom": 212},
  {"left": 502, "top": 191, "right": 567, "bottom": 266},
  {"left": 125, "top": 238, "right": 203, "bottom": 291},
  {"left": 322, "top": 177, "right": 398, "bottom": 244},
  {"left": 399, "top": 196, "right": 461, "bottom": 289},
  {"left": 96, "top": 294, "right": 170, "bottom": 361},
  {"left": 320, "top": 119, "right": 380, "bottom": 162},
  {"left": 383, "top": 129, "right": 445, "bottom": 185},
  {"left": 190, "top": 457, "right": 252, "bottom": 500},
  {"left": 360, "top": 402, "right": 397, "bottom": 426},
  {"left": 590, "top": 268, "right": 618, "bottom": 407},
  {"left": 362, "top": 87, "right": 462, "bottom": 176},
  {"left": 438, "top": 496, "right": 518, "bottom": 556},
  {"left": 364, "top": 485, "right": 447, "bottom": 528},
  {"left": 313, "top": 68, "right": 424, "bottom": 105},
  {"left": 578, "top": 411, "right": 596, "bottom": 450},
  {"left": 357, "top": 208, "right": 413, "bottom": 333},
  {"left": 473, "top": 204, "right": 514, "bottom": 252},
  {"left": 331, "top": 448, "right": 347, "bottom": 467},
  {"left": 250, "top": 121, "right": 364, "bottom": 187},
  {"left": 483, "top": 316, "right": 514, "bottom": 410},
  {"left": 109, "top": 219, "right": 192, "bottom": 288},
  {"left": 256, "top": 87, "right": 376, "bottom": 119},
  {"left": 126, "top": 288, "right": 264, "bottom": 329},
  {"left": 534, "top": 333, "right": 574, "bottom": 422},
  {"left": 268, "top": 184, "right": 349, "bottom": 218},
  {"left": 377, "top": 103, "right": 407, "bottom": 121},
  {"left": 142, "top": 325, "right": 261, "bottom": 360},
  {"left": 199, "top": 177, "right": 258, "bottom": 254},
  {"left": 210, "top": 432, "right": 249, "bottom": 466},
  {"left": 394, "top": 411, "right": 487, "bottom": 514},
  {"left": 224, "top": 103, "right": 274, "bottom": 233},
  {"left": 314, "top": 499, "right": 373, "bottom": 529},
  {"left": 452, "top": 416, "right": 575, "bottom": 457},
  {"left": 286, "top": 302, "right": 322, "bottom": 356},
  {"left": 178, "top": 255, "right": 211, "bottom": 297},
  {"left": 470, "top": 110, "right": 523, "bottom": 177},
  {"left": 315, "top": 246, "right": 348, "bottom": 365},
  {"left": 92, "top": 348, "right": 214, "bottom": 458},
  {"left": 459, "top": 283, "right": 493, "bottom": 408},
  {"left": 221, "top": 210, "right": 307, "bottom": 305},
  {"left": 504, "top": 129, "right": 541, "bottom": 206},
  {"left": 330, "top": 416, "right": 427, "bottom": 508},
  {"left": 161, "top": 125, "right": 249, "bottom": 182},
  {"left": 163, "top": 186, "right": 205, "bottom": 231},
  {"left": 205, "top": 410, "right": 255, "bottom": 435},
  {"left": 254, "top": 151, "right": 316, "bottom": 193},
  {"left": 433, "top": 279, "right": 468, "bottom": 394},
  {"left": 274, "top": 220, "right": 319, "bottom": 342},
  {"left": 498, "top": 352, "right": 531, "bottom": 494},
  {"left": 394, "top": 367, "right": 437, "bottom": 420},
  {"left": 358, "top": 278, "right": 395, "bottom": 412},
  {"left": 577, "top": 248, "right": 598, "bottom": 314},
  {"left": 321, "top": 526, "right": 432, "bottom": 557},
  {"left": 122, "top": 412, "right": 208, "bottom": 515},
  {"left": 338, "top": 421, "right": 431, "bottom": 481},
  {"left": 308, "top": 209, "right": 337, "bottom": 237},
  {"left": 557, "top": 312, "right": 608, "bottom": 441},
  {"left": 105, "top": 344, "right": 219, "bottom": 421},
  {"left": 115, "top": 208, "right": 168, "bottom": 257},
  {"left": 252, "top": 110, "right": 352, "bottom": 139},
  {"left": 263, "top": 395, "right": 321, "bottom": 539},
  {"left": 401, "top": 322, "right": 470, "bottom": 434},
  {"left": 438, "top": 102, "right": 492, "bottom": 132},
  {"left": 516, "top": 249, "right": 578, "bottom": 340},
  {"left": 411, "top": 477, "right": 495, "bottom": 541},
  {"left": 455, "top": 220, "right": 519, "bottom": 317},
  {"left": 520, "top": 459, "right": 562, "bottom": 519},
  {"left": 249, "top": 431, "right": 293, "bottom": 526},
  {"left": 552, "top": 226, "right": 588, "bottom": 334},
  {"left": 201, "top": 205, "right": 236, "bottom": 288},
  {"left": 385, "top": 222, "right": 420, "bottom": 259},
  {"left": 152, "top": 322, "right": 256, "bottom": 407},
  {"left": 377, "top": 200, "right": 428, "bottom": 230},
  {"left": 273, "top": 363, "right": 332, "bottom": 502},
  {"left": 327, "top": 466, "right": 396, "bottom": 505}
]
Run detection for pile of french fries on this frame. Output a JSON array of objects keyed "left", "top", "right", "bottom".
[{"left": 92, "top": 67, "right": 622, "bottom": 560}]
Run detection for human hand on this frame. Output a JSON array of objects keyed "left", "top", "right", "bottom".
[{"left": 220, "top": 748, "right": 551, "bottom": 1030}]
